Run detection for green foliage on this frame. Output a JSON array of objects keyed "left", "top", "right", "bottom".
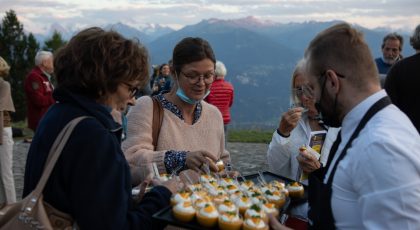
[
  {"left": 227, "top": 129, "right": 273, "bottom": 143},
  {"left": 27, "top": 33, "right": 40, "bottom": 65},
  {"left": 43, "top": 30, "right": 66, "bottom": 53},
  {"left": 0, "top": 10, "right": 39, "bottom": 121}
]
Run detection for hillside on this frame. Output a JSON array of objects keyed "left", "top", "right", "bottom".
[{"left": 33, "top": 17, "right": 414, "bottom": 128}]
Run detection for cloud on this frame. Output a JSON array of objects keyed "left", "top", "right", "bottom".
[{"left": 1, "top": 0, "right": 419, "bottom": 34}]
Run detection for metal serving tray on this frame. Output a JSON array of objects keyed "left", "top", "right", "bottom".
[{"left": 152, "top": 171, "right": 306, "bottom": 230}]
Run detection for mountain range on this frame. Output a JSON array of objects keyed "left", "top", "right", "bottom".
[{"left": 34, "top": 17, "right": 414, "bottom": 129}]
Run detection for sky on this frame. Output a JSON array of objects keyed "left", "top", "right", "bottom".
[{"left": 1, "top": 0, "right": 419, "bottom": 34}]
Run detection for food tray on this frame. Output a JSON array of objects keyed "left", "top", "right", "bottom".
[
  {"left": 237, "top": 171, "right": 308, "bottom": 206},
  {"left": 153, "top": 171, "right": 305, "bottom": 230}
]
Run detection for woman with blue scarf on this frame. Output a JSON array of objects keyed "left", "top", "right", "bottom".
[{"left": 122, "top": 37, "right": 231, "bottom": 185}]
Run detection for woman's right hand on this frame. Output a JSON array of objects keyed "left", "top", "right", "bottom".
[
  {"left": 296, "top": 148, "right": 321, "bottom": 174},
  {"left": 278, "top": 107, "right": 304, "bottom": 136},
  {"left": 185, "top": 150, "right": 218, "bottom": 173}
]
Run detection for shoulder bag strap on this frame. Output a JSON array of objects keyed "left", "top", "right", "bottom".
[
  {"left": 26, "top": 116, "right": 89, "bottom": 206},
  {"left": 326, "top": 96, "right": 391, "bottom": 185},
  {"left": 151, "top": 96, "right": 163, "bottom": 151}
]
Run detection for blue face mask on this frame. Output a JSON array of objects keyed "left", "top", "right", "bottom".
[{"left": 176, "top": 86, "right": 210, "bottom": 105}]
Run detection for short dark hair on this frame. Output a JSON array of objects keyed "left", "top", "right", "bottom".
[
  {"left": 159, "top": 63, "right": 169, "bottom": 73},
  {"left": 410, "top": 24, "right": 420, "bottom": 50},
  {"left": 54, "top": 27, "right": 149, "bottom": 100},
  {"left": 381, "top": 32, "right": 404, "bottom": 51},
  {"left": 172, "top": 37, "right": 216, "bottom": 75}
]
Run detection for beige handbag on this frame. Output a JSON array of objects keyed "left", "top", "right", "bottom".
[{"left": 0, "top": 116, "right": 88, "bottom": 230}]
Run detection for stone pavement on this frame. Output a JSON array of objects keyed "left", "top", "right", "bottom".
[{"left": 12, "top": 141, "right": 269, "bottom": 200}]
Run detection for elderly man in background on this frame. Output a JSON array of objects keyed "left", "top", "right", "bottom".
[
  {"left": 24, "top": 51, "right": 55, "bottom": 133},
  {"left": 205, "top": 60, "right": 234, "bottom": 140},
  {"left": 374, "top": 32, "right": 404, "bottom": 87},
  {"left": 385, "top": 24, "right": 420, "bottom": 134}
]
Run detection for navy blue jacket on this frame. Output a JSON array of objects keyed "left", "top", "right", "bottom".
[
  {"left": 375, "top": 57, "right": 392, "bottom": 75},
  {"left": 23, "top": 88, "right": 172, "bottom": 229}
]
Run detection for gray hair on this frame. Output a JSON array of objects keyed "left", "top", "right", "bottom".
[
  {"left": 410, "top": 24, "right": 420, "bottom": 50},
  {"left": 381, "top": 32, "right": 404, "bottom": 51},
  {"left": 290, "top": 59, "right": 306, "bottom": 90},
  {"left": 35, "top": 51, "right": 53, "bottom": 66},
  {"left": 215, "top": 60, "right": 227, "bottom": 76},
  {"left": 0, "top": 56, "right": 10, "bottom": 78}
]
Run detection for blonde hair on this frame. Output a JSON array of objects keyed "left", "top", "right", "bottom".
[
  {"left": 0, "top": 56, "right": 10, "bottom": 78},
  {"left": 290, "top": 59, "right": 306, "bottom": 105}
]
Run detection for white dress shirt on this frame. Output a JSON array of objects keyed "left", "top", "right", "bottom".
[{"left": 325, "top": 90, "right": 420, "bottom": 229}]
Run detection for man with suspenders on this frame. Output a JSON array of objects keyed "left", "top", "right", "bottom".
[{"left": 297, "top": 23, "right": 420, "bottom": 229}]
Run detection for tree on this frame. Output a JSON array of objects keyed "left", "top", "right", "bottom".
[
  {"left": 27, "top": 33, "right": 40, "bottom": 66},
  {"left": 43, "top": 30, "right": 66, "bottom": 53},
  {"left": 0, "top": 10, "right": 39, "bottom": 121}
]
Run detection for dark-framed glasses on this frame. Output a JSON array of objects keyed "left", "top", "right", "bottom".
[
  {"left": 181, "top": 71, "right": 215, "bottom": 84},
  {"left": 121, "top": 82, "right": 139, "bottom": 97}
]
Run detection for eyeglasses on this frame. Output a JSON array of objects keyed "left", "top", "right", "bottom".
[
  {"left": 293, "top": 85, "right": 314, "bottom": 98},
  {"left": 121, "top": 82, "right": 139, "bottom": 97},
  {"left": 180, "top": 71, "right": 215, "bottom": 84}
]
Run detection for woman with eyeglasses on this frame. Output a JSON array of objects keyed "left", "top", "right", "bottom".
[
  {"left": 267, "top": 60, "right": 337, "bottom": 184},
  {"left": 123, "top": 37, "right": 231, "bottom": 185},
  {"left": 266, "top": 59, "right": 339, "bottom": 220},
  {"left": 22, "top": 27, "right": 179, "bottom": 229}
]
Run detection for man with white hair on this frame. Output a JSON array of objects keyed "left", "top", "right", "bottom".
[
  {"left": 385, "top": 24, "right": 420, "bottom": 133},
  {"left": 374, "top": 32, "right": 404, "bottom": 87},
  {"left": 24, "top": 51, "right": 55, "bottom": 132}
]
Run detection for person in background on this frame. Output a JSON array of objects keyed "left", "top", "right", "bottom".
[
  {"left": 267, "top": 59, "right": 339, "bottom": 182},
  {"left": 24, "top": 51, "right": 55, "bottom": 133},
  {"left": 123, "top": 37, "right": 230, "bottom": 185},
  {"left": 303, "top": 23, "right": 420, "bottom": 229},
  {"left": 374, "top": 32, "right": 404, "bottom": 87},
  {"left": 152, "top": 63, "right": 172, "bottom": 95},
  {"left": 205, "top": 60, "right": 234, "bottom": 141},
  {"left": 149, "top": 64, "right": 160, "bottom": 89},
  {"left": 23, "top": 27, "right": 178, "bottom": 229},
  {"left": 385, "top": 24, "right": 420, "bottom": 133},
  {"left": 0, "top": 56, "right": 16, "bottom": 206}
]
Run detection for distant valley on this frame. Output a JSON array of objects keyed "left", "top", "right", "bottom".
[{"left": 35, "top": 17, "right": 414, "bottom": 129}]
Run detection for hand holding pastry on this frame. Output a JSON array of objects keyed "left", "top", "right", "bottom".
[
  {"left": 186, "top": 150, "right": 218, "bottom": 173},
  {"left": 297, "top": 146, "right": 321, "bottom": 173},
  {"left": 278, "top": 107, "right": 304, "bottom": 137}
]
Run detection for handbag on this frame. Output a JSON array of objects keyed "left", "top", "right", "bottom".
[
  {"left": 134, "top": 97, "right": 163, "bottom": 201},
  {"left": 0, "top": 116, "right": 88, "bottom": 230}
]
